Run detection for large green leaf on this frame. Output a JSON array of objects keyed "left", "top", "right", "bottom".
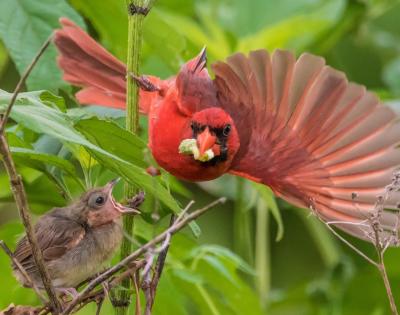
[
  {"left": 0, "top": 0, "right": 84, "bottom": 91},
  {"left": 0, "top": 90, "right": 181, "bottom": 215},
  {"left": 75, "top": 117, "right": 147, "bottom": 169}
]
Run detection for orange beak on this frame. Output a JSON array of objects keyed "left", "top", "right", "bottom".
[{"left": 197, "top": 127, "right": 217, "bottom": 156}]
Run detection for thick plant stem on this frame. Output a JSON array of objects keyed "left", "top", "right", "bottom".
[{"left": 115, "top": 1, "right": 145, "bottom": 314}]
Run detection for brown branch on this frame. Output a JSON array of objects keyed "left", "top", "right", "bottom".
[
  {"left": 0, "top": 34, "right": 62, "bottom": 314},
  {"left": 0, "top": 240, "right": 47, "bottom": 303},
  {"left": 372, "top": 218, "right": 399, "bottom": 315},
  {"left": 62, "top": 198, "right": 226, "bottom": 315},
  {"left": 144, "top": 215, "right": 175, "bottom": 315}
]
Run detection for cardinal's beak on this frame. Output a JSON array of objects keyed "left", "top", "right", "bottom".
[
  {"left": 106, "top": 178, "right": 141, "bottom": 215},
  {"left": 197, "top": 127, "right": 216, "bottom": 157}
]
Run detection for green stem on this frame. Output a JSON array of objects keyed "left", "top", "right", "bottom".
[
  {"left": 255, "top": 197, "right": 270, "bottom": 308},
  {"left": 196, "top": 284, "right": 221, "bottom": 315},
  {"left": 233, "top": 178, "right": 253, "bottom": 265},
  {"left": 115, "top": 1, "right": 145, "bottom": 314}
]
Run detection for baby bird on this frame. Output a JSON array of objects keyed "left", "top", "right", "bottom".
[{"left": 12, "top": 179, "right": 143, "bottom": 294}]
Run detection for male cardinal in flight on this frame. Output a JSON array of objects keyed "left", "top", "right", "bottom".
[
  {"left": 54, "top": 18, "right": 400, "bottom": 241},
  {"left": 13, "top": 179, "right": 143, "bottom": 294}
]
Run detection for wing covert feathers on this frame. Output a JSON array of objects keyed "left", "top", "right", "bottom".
[{"left": 213, "top": 49, "right": 400, "bottom": 242}]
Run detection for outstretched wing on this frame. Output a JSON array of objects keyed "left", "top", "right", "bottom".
[
  {"left": 212, "top": 50, "right": 400, "bottom": 240},
  {"left": 13, "top": 213, "right": 85, "bottom": 275}
]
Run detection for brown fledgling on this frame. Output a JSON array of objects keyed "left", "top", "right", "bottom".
[{"left": 12, "top": 179, "right": 143, "bottom": 294}]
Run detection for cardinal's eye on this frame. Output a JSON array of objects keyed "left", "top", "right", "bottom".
[
  {"left": 190, "top": 122, "right": 195, "bottom": 130},
  {"left": 223, "top": 124, "right": 231, "bottom": 136}
]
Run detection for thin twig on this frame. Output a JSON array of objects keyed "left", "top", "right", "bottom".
[
  {"left": 0, "top": 240, "right": 47, "bottom": 303},
  {"left": 95, "top": 297, "right": 104, "bottom": 315},
  {"left": 62, "top": 198, "right": 226, "bottom": 315},
  {"left": 324, "top": 222, "right": 378, "bottom": 267},
  {"left": 133, "top": 271, "right": 141, "bottom": 315},
  {"left": 372, "top": 218, "right": 399, "bottom": 315},
  {"left": 377, "top": 250, "right": 398, "bottom": 315},
  {"left": 145, "top": 215, "right": 175, "bottom": 315},
  {"left": 176, "top": 200, "right": 195, "bottom": 223},
  {"left": 0, "top": 34, "right": 62, "bottom": 314}
]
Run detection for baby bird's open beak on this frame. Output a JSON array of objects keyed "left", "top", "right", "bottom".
[{"left": 106, "top": 178, "right": 141, "bottom": 215}]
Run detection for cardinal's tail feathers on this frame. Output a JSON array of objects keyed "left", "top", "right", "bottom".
[{"left": 54, "top": 17, "right": 157, "bottom": 114}]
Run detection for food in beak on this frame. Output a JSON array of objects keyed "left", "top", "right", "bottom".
[
  {"left": 179, "top": 127, "right": 218, "bottom": 162},
  {"left": 179, "top": 138, "right": 215, "bottom": 162}
]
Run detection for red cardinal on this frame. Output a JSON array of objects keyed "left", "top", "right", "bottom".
[{"left": 54, "top": 18, "right": 400, "bottom": 241}]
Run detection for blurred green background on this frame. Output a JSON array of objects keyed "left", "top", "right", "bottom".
[{"left": 1, "top": 0, "right": 400, "bottom": 314}]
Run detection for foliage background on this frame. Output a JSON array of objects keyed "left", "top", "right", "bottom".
[{"left": 1, "top": 0, "right": 400, "bottom": 314}]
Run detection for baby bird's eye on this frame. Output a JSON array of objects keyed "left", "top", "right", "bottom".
[
  {"left": 88, "top": 193, "right": 107, "bottom": 208},
  {"left": 223, "top": 124, "right": 231, "bottom": 137},
  {"left": 95, "top": 196, "right": 105, "bottom": 205}
]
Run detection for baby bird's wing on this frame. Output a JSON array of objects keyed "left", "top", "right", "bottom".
[{"left": 13, "top": 213, "right": 86, "bottom": 274}]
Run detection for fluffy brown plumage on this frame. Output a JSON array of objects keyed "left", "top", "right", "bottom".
[{"left": 12, "top": 180, "right": 142, "bottom": 290}]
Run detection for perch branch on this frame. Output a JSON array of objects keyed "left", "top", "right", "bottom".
[{"left": 0, "top": 34, "right": 62, "bottom": 314}]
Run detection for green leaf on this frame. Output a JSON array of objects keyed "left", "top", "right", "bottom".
[
  {"left": 0, "top": 0, "right": 84, "bottom": 91},
  {"left": 252, "top": 182, "right": 284, "bottom": 241},
  {"left": 75, "top": 117, "right": 147, "bottom": 168},
  {"left": 202, "top": 254, "right": 239, "bottom": 286},
  {"left": 39, "top": 91, "right": 66, "bottom": 111},
  {"left": 0, "top": 90, "right": 182, "bottom": 216},
  {"left": 172, "top": 268, "right": 204, "bottom": 285},
  {"left": 10, "top": 147, "right": 77, "bottom": 178},
  {"left": 190, "top": 245, "right": 254, "bottom": 275}
]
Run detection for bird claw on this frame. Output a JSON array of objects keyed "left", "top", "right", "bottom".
[
  {"left": 129, "top": 74, "right": 160, "bottom": 92},
  {"left": 57, "top": 287, "right": 79, "bottom": 301},
  {"left": 128, "top": 191, "right": 145, "bottom": 209}
]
